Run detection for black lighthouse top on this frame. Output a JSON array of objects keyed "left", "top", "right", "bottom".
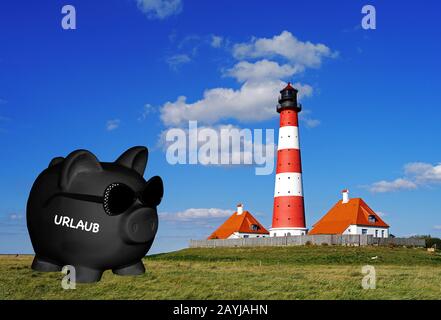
[{"left": 277, "top": 82, "right": 302, "bottom": 113}]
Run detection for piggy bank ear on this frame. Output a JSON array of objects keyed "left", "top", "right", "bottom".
[
  {"left": 115, "top": 146, "right": 148, "bottom": 177},
  {"left": 141, "top": 176, "right": 164, "bottom": 207},
  {"left": 60, "top": 150, "right": 102, "bottom": 190},
  {"left": 48, "top": 157, "right": 64, "bottom": 168}
]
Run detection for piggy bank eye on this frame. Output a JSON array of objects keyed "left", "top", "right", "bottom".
[
  {"left": 140, "top": 176, "right": 163, "bottom": 207},
  {"left": 103, "top": 183, "right": 135, "bottom": 216}
]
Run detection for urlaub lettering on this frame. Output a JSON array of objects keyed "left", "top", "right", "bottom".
[{"left": 54, "top": 214, "right": 100, "bottom": 233}]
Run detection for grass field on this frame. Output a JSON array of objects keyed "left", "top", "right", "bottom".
[{"left": 1, "top": 246, "right": 441, "bottom": 299}]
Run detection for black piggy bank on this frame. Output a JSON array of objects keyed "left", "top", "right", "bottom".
[{"left": 26, "top": 146, "right": 163, "bottom": 283}]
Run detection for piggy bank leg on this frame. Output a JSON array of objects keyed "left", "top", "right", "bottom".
[
  {"left": 31, "top": 256, "right": 61, "bottom": 272},
  {"left": 74, "top": 266, "right": 103, "bottom": 283},
  {"left": 112, "top": 261, "right": 145, "bottom": 276}
]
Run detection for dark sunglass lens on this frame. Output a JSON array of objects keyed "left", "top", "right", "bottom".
[
  {"left": 141, "top": 176, "right": 163, "bottom": 207},
  {"left": 103, "top": 183, "right": 135, "bottom": 216}
]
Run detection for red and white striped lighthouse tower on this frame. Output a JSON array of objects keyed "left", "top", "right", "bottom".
[{"left": 270, "top": 83, "right": 307, "bottom": 237}]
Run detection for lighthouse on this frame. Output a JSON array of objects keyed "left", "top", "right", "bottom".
[{"left": 270, "top": 83, "right": 307, "bottom": 237}]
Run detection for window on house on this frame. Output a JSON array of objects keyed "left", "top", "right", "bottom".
[
  {"left": 243, "top": 235, "right": 249, "bottom": 238},
  {"left": 368, "top": 215, "right": 377, "bottom": 223},
  {"left": 250, "top": 224, "right": 260, "bottom": 231},
  {"left": 348, "top": 228, "right": 351, "bottom": 233},
  {"left": 375, "top": 230, "right": 378, "bottom": 237},
  {"left": 362, "top": 229, "right": 368, "bottom": 235},
  {"left": 381, "top": 230, "right": 385, "bottom": 238}
]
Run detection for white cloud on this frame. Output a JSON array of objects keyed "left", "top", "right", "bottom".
[
  {"left": 157, "top": 31, "right": 334, "bottom": 128},
  {"left": 177, "top": 35, "right": 200, "bottom": 50},
  {"left": 210, "top": 35, "right": 223, "bottom": 48},
  {"left": 299, "top": 109, "right": 321, "bottom": 128},
  {"left": 9, "top": 214, "right": 23, "bottom": 220},
  {"left": 166, "top": 54, "right": 191, "bottom": 70},
  {"left": 232, "top": 30, "right": 338, "bottom": 69},
  {"left": 404, "top": 162, "right": 441, "bottom": 184},
  {"left": 224, "top": 59, "right": 301, "bottom": 82},
  {"left": 136, "top": 0, "right": 182, "bottom": 19},
  {"left": 161, "top": 208, "right": 233, "bottom": 222},
  {"left": 433, "top": 225, "right": 441, "bottom": 230},
  {"left": 106, "top": 119, "right": 121, "bottom": 131},
  {"left": 376, "top": 211, "right": 388, "bottom": 218},
  {"left": 138, "top": 103, "right": 155, "bottom": 121},
  {"left": 303, "top": 118, "right": 320, "bottom": 128},
  {"left": 160, "top": 80, "right": 312, "bottom": 126},
  {"left": 369, "top": 162, "right": 441, "bottom": 193},
  {"left": 369, "top": 178, "right": 417, "bottom": 193}
]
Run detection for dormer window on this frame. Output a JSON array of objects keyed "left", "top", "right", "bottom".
[
  {"left": 368, "top": 215, "right": 377, "bottom": 223},
  {"left": 250, "top": 224, "right": 260, "bottom": 231}
]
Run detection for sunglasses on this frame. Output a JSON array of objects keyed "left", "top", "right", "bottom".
[{"left": 44, "top": 176, "right": 163, "bottom": 216}]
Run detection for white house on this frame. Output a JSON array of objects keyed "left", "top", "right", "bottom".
[
  {"left": 208, "top": 204, "right": 270, "bottom": 239},
  {"left": 309, "top": 190, "right": 390, "bottom": 238}
]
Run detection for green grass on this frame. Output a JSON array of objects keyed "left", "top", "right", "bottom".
[{"left": 1, "top": 246, "right": 441, "bottom": 299}]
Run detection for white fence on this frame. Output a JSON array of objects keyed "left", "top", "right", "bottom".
[{"left": 189, "top": 235, "right": 425, "bottom": 248}]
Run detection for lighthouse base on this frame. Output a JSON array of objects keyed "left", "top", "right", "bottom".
[{"left": 270, "top": 227, "right": 308, "bottom": 237}]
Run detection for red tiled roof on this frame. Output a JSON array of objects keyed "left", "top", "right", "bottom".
[
  {"left": 208, "top": 210, "right": 269, "bottom": 239},
  {"left": 309, "top": 198, "right": 389, "bottom": 235}
]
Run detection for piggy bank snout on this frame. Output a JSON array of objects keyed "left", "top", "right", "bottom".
[{"left": 121, "top": 208, "right": 158, "bottom": 244}]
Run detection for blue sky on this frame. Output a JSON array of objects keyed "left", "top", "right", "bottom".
[{"left": 0, "top": 0, "right": 440, "bottom": 254}]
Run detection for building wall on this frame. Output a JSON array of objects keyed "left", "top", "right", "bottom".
[
  {"left": 343, "top": 224, "right": 389, "bottom": 238},
  {"left": 227, "top": 232, "right": 269, "bottom": 239},
  {"left": 270, "top": 228, "right": 307, "bottom": 237}
]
